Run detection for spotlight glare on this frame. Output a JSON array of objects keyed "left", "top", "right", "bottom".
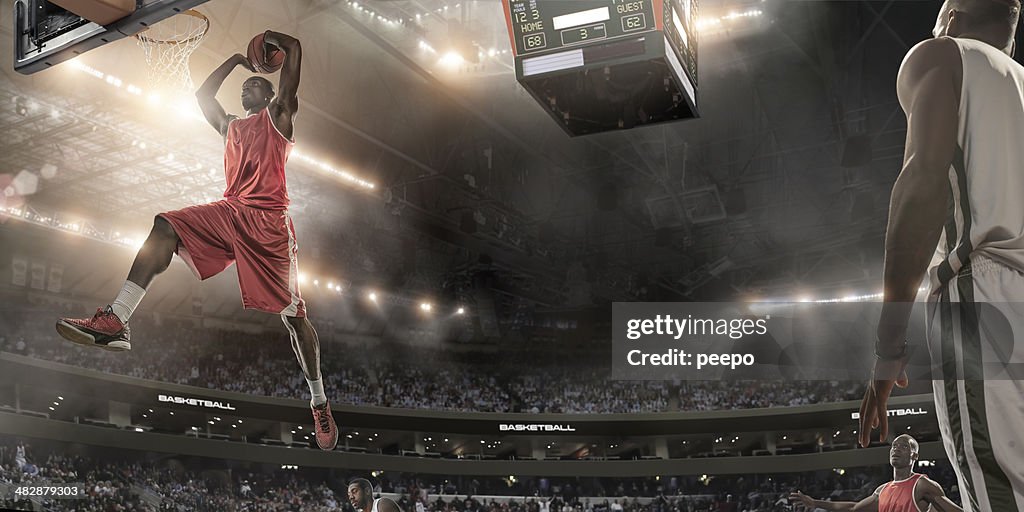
[{"left": 439, "top": 51, "right": 465, "bottom": 68}]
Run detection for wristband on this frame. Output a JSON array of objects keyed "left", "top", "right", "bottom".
[{"left": 875, "top": 338, "right": 908, "bottom": 360}]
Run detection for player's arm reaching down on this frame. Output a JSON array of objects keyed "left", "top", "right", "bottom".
[
  {"left": 859, "top": 36, "right": 961, "bottom": 448},
  {"left": 262, "top": 31, "right": 301, "bottom": 140},
  {"left": 195, "top": 54, "right": 254, "bottom": 136},
  {"left": 789, "top": 489, "right": 880, "bottom": 511},
  {"left": 917, "top": 477, "right": 963, "bottom": 512}
]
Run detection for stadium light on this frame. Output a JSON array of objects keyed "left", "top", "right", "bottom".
[
  {"left": 65, "top": 62, "right": 377, "bottom": 190},
  {"left": 439, "top": 51, "right": 465, "bottom": 68}
]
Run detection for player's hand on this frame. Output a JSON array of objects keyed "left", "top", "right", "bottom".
[
  {"left": 858, "top": 354, "right": 909, "bottom": 448},
  {"left": 788, "top": 491, "right": 815, "bottom": 509},
  {"left": 234, "top": 53, "right": 255, "bottom": 72}
]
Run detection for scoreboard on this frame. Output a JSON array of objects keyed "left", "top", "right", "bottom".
[
  {"left": 506, "top": 0, "right": 658, "bottom": 55},
  {"left": 502, "top": 0, "right": 699, "bottom": 136}
]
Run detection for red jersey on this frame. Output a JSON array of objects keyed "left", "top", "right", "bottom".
[
  {"left": 223, "top": 107, "right": 293, "bottom": 210},
  {"left": 878, "top": 473, "right": 923, "bottom": 512}
]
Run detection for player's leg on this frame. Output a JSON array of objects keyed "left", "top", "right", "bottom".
[
  {"left": 110, "top": 216, "right": 181, "bottom": 323},
  {"left": 56, "top": 202, "right": 236, "bottom": 351},
  {"left": 125, "top": 216, "right": 180, "bottom": 289},
  {"left": 283, "top": 314, "right": 324, "bottom": 400},
  {"left": 233, "top": 206, "right": 337, "bottom": 450},
  {"left": 959, "top": 259, "right": 1024, "bottom": 511},
  {"left": 930, "top": 258, "right": 1024, "bottom": 512},
  {"left": 283, "top": 314, "right": 337, "bottom": 451},
  {"left": 54, "top": 217, "right": 179, "bottom": 351}
]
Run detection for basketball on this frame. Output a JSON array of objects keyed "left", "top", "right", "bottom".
[{"left": 246, "top": 32, "right": 284, "bottom": 74}]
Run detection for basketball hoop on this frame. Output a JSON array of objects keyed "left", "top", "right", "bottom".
[{"left": 135, "top": 9, "right": 209, "bottom": 92}]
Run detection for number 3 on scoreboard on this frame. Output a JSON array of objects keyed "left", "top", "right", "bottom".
[{"left": 523, "top": 33, "right": 546, "bottom": 51}]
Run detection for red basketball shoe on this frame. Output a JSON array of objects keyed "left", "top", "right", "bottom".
[
  {"left": 311, "top": 401, "right": 338, "bottom": 451},
  {"left": 56, "top": 306, "right": 131, "bottom": 351}
]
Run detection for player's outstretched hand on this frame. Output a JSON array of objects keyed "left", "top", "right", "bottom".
[
  {"left": 858, "top": 355, "right": 909, "bottom": 448},
  {"left": 234, "top": 53, "right": 256, "bottom": 72},
  {"left": 788, "top": 491, "right": 815, "bottom": 510}
]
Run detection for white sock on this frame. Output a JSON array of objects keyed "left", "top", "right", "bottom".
[
  {"left": 307, "top": 378, "right": 327, "bottom": 406},
  {"left": 110, "top": 281, "right": 146, "bottom": 323}
]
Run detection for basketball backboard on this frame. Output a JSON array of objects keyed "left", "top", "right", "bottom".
[{"left": 14, "top": 0, "right": 209, "bottom": 74}]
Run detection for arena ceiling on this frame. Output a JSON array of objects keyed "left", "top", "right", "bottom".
[{"left": 0, "top": 0, "right": 977, "bottom": 311}]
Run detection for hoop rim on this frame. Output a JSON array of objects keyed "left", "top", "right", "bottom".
[{"left": 134, "top": 9, "right": 210, "bottom": 46}]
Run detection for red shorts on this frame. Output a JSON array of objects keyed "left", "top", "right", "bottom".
[{"left": 158, "top": 199, "right": 306, "bottom": 317}]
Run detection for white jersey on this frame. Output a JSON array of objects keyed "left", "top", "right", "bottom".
[
  {"left": 927, "top": 37, "right": 1024, "bottom": 290},
  {"left": 372, "top": 498, "right": 381, "bottom": 512}
]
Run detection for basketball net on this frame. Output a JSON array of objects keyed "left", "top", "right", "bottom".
[{"left": 135, "top": 10, "right": 209, "bottom": 92}]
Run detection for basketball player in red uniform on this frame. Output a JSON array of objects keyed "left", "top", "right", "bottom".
[
  {"left": 53, "top": 31, "right": 339, "bottom": 451},
  {"left": 789, "top": 435, "right": 961, "bottom": 511}
]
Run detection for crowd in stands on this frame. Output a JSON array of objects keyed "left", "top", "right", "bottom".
[
  {"left": 0, "top": 442, "right": 152, "bottom": 511},
  {"left": 0, "top": 437, "right": 961, "bottom": 512},
  {"left": 0, "top": 305, "right": 921, "bottom": 415}
]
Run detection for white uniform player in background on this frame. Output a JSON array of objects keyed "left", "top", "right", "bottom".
[
  {"left": 859, "top": 1, "right": 1024, "bottom": 511},
  {"left": 348, "top": 478, "right": 400, "bottom": 512}
]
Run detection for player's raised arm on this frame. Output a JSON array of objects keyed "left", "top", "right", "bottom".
[
  {"left": 263, "top": 31, "right": 301, "bottom": 114},
  {"left": 196, "top": 53, "right": 254, "bottom": 136},
  {"left": 918, "top": 477, "right": 963, "bottom": 512}
]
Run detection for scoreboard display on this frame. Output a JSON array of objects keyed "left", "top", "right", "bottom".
[
  {"left": 506, "top": 0, "right": 658, "bottom": 55},
  {"left": 502, "top": 0, "right": 699, "bottom": 136},
  {"left": 663, "top": 0, "right": 698, "bottom": 102}
]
